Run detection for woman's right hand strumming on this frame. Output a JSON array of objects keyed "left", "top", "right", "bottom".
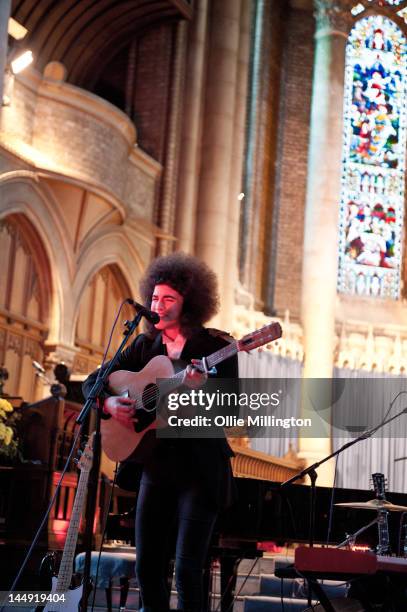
[{"left": 103, "top": 396, "right": 138, "bottom": 427}]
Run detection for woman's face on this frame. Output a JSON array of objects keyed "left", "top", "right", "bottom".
[{"left": 151, "top": 284, "right": 184, "bottom": 331}]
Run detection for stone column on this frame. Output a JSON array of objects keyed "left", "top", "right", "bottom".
[
  {"left": 175, "top": 0, "right": 209, "bottom": 254},
  {"left": 0, "top": 0, "right": 11, "bottom": 114},
  {"left": 239, "top": 0, "right": 285, "bottom": 311},
  {"left": 195, "top": 0, "right": 242, "bottom": 322},
  {"left": 222, "top": 0, "right": 252, "bottom": 328},
  {"left": 299, "top": 0, "right": 353, "bottom": 484},
  {"left": 239, "top": 0, "right": 265, "bottom": 296},
  {"left": 157, "top": 21, "right": 187, "bottom": 256}
]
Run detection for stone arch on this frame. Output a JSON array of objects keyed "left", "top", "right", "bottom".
[
  {"left": 0, "top": 212, "right": 53, "bottom": 399},
  {"left": 73, "top": 262, "right": 138, "bottom": 374},
  {"left": 71, "top": 228, "right": 147, "bottom": 371},
  {"left": 73, "top": 228, "right": 144, "bottom": 319},
  {"left": 0, "top": 178, "right": 72, "bottom": 344},
  {"left": 1, "top": 213, "right": 52, "bottom": 321}
]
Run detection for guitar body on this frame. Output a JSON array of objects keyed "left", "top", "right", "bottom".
[
  {"left": 42, "top": 576, "right": 83, "bottom": 612},
  {"left": 101, "top": 355, "right": 175, "bottom": 462}
]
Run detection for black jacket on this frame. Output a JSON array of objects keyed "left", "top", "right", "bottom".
[{"left": 82, "top": 327, "right": 239, "bottom": 509}]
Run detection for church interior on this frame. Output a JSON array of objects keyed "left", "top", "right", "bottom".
[{"left": 2, "top": 0, "right": 407, "bottom": 609}]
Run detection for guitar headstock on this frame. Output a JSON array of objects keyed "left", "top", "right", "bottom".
[
  {"left": 372, "top": 472, "right": 387, "bottom": 500},
  {"left": 77, "top": 432, "right": 95, "bottom": 474},
  {"left": 237, "top": 322, "right": 282, "bottom": 352}
]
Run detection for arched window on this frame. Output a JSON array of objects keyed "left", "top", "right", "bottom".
[
  {"left": 74, "top": 265, "right": 134, "bottom": 374},
  {"left": 338, "top": 14, "right": 407, "bottom": 298},
  {"left": 0, "top": 215, "right": 51, "bottom": 399}
]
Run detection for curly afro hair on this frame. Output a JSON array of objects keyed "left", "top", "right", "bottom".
[{"left": 140, "top": 253, "right": 219, "bottom": 336}]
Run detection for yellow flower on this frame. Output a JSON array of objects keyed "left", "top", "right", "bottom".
[
  {"left": 0, "top": 399, "right": 13, "bottom": 413},
  {"left": 0, "top": 408, "right": 6, "bottom": 419},
  {"left": 0, "top": 422, "right": 6, "bottom": 440},
  {"left": 4, "top": 427, "right": 13, "bottom": 445}
]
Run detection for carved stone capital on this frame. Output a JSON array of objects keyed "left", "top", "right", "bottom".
[
  {"left": 314, "top": 0, "right": 354, "bottom": 35},
  {"left": 43, "top": 343, "right": 78, "bottom": 369}
]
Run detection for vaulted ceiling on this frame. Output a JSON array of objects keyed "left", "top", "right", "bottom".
[{"left": 11, "top": 0, "right": 192, "bottom": 86}]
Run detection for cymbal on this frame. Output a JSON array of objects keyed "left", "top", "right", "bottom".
[{"left": 335, "top": 499, "right": 407, "bottom": 512}]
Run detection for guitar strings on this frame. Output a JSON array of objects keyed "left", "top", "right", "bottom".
[{"left": 128, "top": 343, "right": 239, "bottom": 412}]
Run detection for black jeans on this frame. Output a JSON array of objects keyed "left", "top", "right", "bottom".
[{"left": 135, "top": 456, "right": 217, "bottom": 612}]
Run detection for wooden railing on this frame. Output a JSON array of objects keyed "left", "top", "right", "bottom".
[{"left": 229, "top": 438, "right": 304, "bottom": 482}]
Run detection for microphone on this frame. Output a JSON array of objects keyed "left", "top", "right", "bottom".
[
  {"left": 32, "top": 360, "right": 46, "bottom": 374},
  {"left": 126, "top": 299, "right": 160, "bottom": 324}
]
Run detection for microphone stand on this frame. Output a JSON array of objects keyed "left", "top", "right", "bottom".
[
  {"left": 76, "top": 311, "right": 144, "bottom": 611},
  {"left": 280, "top": 405, "right": 407, "bottom": 549}
]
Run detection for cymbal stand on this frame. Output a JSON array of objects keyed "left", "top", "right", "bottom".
[
  {"left": 281, "top": 404, "right": 407, "bottom": 549},
  {"left": 336, "top": 513, "right": 387, "bottom": 550}
]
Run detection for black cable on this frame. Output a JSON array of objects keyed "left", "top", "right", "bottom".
[
  {"left": 89, "top": 464, "right": 119, "bottom": 611},
  {"left": 326, "top": 455, "right": 339, "bottom": 546},
  {"left": 294, "top": 568, "right": 317, "bottom": 611},
  {"left": 94, "top": 299, "right": 130, "bottom": 386},
  {"left": 215, "top": 556, "right": 259, "bottom": 612},
  {"left": 280, "top": 575, "right": 285, "bottom": 611},
  {"left": 368, "top": 390, "right": 407, "bottom": 438}
]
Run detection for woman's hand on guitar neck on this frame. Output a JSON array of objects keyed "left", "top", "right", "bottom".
[
  {"left": 183, "top": 359, "right": 208, "bottom": 390},
  {"left": 103, "top": 396, "right": 138, "bottom": 428}
]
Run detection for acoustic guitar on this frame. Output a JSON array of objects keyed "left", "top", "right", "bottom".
[{"left": 101, "top": 322, "right": 282, "bottom": 462}]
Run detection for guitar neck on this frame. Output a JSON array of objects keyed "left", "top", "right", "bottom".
[
  {"left": 159, "top": 342, "right": 238, "bottom": 396},
  {"left": 372, "top": 473, "right": 390, "bottom": 555},
  {"left": 205, "top": 342, "right": 238, "bottom": 369},
  {"left": 56, "top": 468, "right": 90, "bottom": 593},
  {"left": 377, "top": 510, "right": 391, "bottom": 554},
  {"left": 158, "top": 323, "right": 281, "bottom": 396}
]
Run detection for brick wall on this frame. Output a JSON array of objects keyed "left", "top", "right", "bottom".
[
  {"left": 271, "top": 6, "right": 314, "bottom": 320},
  {"left": 133, "top": 24, "right": 175, "bottom": 163},
  {"left": 1, "top": 73, "right": 160, "bottom": 226},
  {"left": 32, "top": 92, "right": 129, "bottom": 198},
  {"left": 1, "top": 74, "right": 38, "bottom": 143}
]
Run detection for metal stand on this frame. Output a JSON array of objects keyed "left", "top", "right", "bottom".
[
  {"left": 77, "top": 311, "right": 144, "bottom": 611},
  {"left": 336, "top": 515, "right": 384, "bottom": 550},
  {"left": 281, "top": 404, "right": 407, "bottom": 548}
]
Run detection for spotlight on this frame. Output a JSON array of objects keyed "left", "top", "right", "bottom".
[
  {"left": 8, "top": 18, "right": 28, "bottom": 41},
  {"left": 10, "top": 50, "right": 33, "bottom": 75}
]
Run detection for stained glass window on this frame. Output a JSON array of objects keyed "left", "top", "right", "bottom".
[{"left": 338, "top": 16, "right": 407, "bottom": 298}]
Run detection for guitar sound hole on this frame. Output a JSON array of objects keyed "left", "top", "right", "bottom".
[{"left": 134, "top": 384, "right": 159, "bottom": 433}]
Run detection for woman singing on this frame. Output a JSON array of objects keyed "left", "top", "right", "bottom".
[{"left": 83, "top": 253, "right": 238, "bottom": 612}]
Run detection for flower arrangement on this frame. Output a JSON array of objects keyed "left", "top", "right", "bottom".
[{"left": 0, "top": 398, "right": 22, "bottom": 463}]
